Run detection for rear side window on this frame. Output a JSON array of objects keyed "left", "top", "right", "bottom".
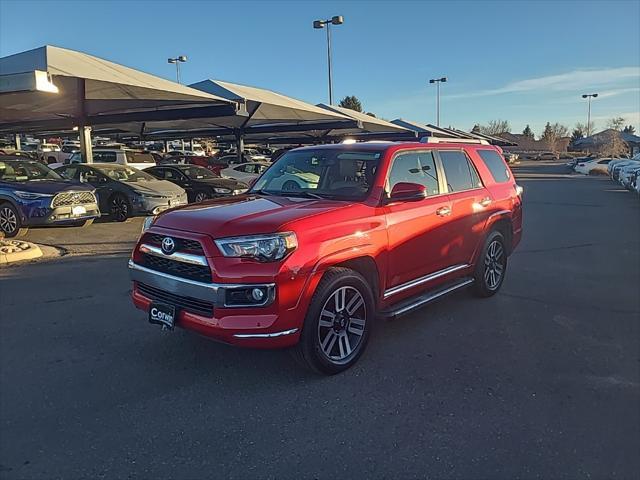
[
  {"left": 93, "top": 151, "right": 117, "bottom": 163},
  {"left": 477, "top": 149, "right": 511, "bottom": 183},
  {"left": 438, "top": 150, "right": 483, "bottom": 192},
  {"left": 388, "top": 151, "right": 440, "bottom": 196}
]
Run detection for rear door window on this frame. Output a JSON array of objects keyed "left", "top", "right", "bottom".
[
  {"left": 93, "top": 151, "right": 117, "bottom": 163},
  {"left": 477, "top": 149, "right": 511, "bottom": 183},
  {"left": 438, "top": 150, "right": 483, "bottom": 192}
]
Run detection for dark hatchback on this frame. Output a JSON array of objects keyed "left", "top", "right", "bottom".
[
  {"left": 145, "top": 164, "right": 249, "bottom": 203},
  {"left": 0, "top": 158, "right": 99, "bottom": 237}
]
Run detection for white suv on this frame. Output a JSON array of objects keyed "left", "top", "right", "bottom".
[{"left": 63, "top": 149, "right": 157, "bottom": 170}]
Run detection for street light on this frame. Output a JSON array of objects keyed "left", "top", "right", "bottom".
[
  {"left": 429, "top": 77, "right": 447, "bottom": 127},
  {"left": 581, "top": 93, "right": 598, "bottom": 137},
  {"left": 167, "top": 55, "right": 187, "bottom": 84},
  {"left": 313, "top": 15, "right": 344, "bottom": 105}
]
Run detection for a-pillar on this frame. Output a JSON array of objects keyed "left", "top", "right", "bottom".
[{"left": 79, "top": 125, "right": 93, "bottom": 163}]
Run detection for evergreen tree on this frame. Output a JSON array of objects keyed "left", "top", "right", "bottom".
[
  {"left": 522, "top": 124, "right": 534, "bottom": 139},
  {"left": 622, "top": 125, "right": 636, "bottom": 135},
  {"left": 338, "top": 96, "right": 363, "bottom": 112}
]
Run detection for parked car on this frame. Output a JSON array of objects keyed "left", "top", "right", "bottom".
[
  {"left": 536, "top": 152, "right": 560, "bottom": 161},
  {"left": 618, "top": 164, "right": 640, "bottom": 188},
  {"left": 166, "top": 150, "right": 202, "bottom": 157},
  {"left": 0, "top": 158, "right": 99, "bottom": 237},
  {"left": 567, "top": 155, "right": 594, "bottom": 170},
  {"left": 61, "top": 149, "right": 157, "bottom": 170},
  {"left": 574, "top": 158, "right": 612, "bottom": 175},
  {"left": 128, "top": 141, "right": 523, "bottom": 374},
  {"left": 610, "top": 160, "right": 640, "bottom": 181},
  {"left": 502, "top": 152, "right": 519, "bottom": 164},
  {"left": 220, "top": 161, "right": 270, "bottom": 184},
  {"left": 55, "top": 163, "right": 187, "bottom": 221},
  {"left": 145, "top": 164, "right": 249, "bottom": 203},
  {"left": 162, "top": 154, "right": 242, "bottom": 175}
]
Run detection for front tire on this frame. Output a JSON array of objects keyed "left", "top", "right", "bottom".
[
  {"left": 473, "top": 231, "right": 507, "bottom": 297},
  {"left": 0, "top": 203, "right": 28, "bottom": 238},
  {"left": 292, "top": 267, "right": 374, "bottom": 375},
  {"left": 193, "top": 191, "right": 208, "bottom": 203},
  {"left": 109, "top": 194, "right": 130, "bottom": 222}
]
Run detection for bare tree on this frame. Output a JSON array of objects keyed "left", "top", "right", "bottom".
[
  {"left": 479, "top": 119, "right": 511, "bottom": 135},
  {"left": 540, "top": 122, "right": 569, "bottom": 152},
  {"left": 601, "top": 117, "right": 628, "bottom": 157}
]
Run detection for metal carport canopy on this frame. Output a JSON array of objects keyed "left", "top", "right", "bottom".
[
  {"left": 0, "top": 45, "right": 241, "bottom": 133},
  {"left": 140, "top": 80, "right": 361, "bottom": 141}
]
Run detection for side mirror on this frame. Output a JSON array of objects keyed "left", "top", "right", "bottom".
[{"left": 388, "top": 182, "right": 427, "bottom": 202}]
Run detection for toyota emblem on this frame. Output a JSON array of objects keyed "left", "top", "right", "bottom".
[{"left": 161, "top": 237, "right": 176, "bottom": 255}]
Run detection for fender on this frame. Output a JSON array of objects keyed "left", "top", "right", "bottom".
[{"left": 470, "top": 209, "right": 513, "bottom": 264}]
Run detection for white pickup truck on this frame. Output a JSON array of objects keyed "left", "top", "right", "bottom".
[
  {"left": 51, "top": 148, "right": 157, "bottom": 170},
  {"left": 39, "top": 143, "right": 79, "bottom": 165}
]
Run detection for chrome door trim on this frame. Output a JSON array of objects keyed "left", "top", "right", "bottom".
[
  {"left": 383, "top": 263, "right": 470, "bottom": 299},
  {"left": 233, "top": 328, "right": 299, "bottom": 339}
]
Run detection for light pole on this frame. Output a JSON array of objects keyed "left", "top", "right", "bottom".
[
  {"left": 581, "top": 93, "right": 598, "bottom": 137},
  {"left": 168, "top": 55, "right": 187, "bottom": 84},
  {"left": 313, "top": 15, "right": 344, "bottom": 105},
  {"left": 429, "top": 77, "right": 447, "bottom": 127}
]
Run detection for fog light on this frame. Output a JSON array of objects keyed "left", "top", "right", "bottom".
[{"left": 251, "top": 288, "right": 265, "bottom": 301}]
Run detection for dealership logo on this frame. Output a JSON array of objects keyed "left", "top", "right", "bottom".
[{"left": 161, "top": 237, "right": 176, "bottom": 255}]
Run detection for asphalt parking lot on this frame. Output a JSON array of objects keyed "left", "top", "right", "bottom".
[{"left": 1, "top": 161, "right": 638, "bottom": 479}]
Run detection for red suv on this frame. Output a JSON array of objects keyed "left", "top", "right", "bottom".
[{"left": 129, "top": 141, "right": 523, "bottom": 374}]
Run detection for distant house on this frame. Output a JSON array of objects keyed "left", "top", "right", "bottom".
[
  {"left": 501, "top": 132, "right": 570, "bottom": 153},
  {"left": 572, "top": 129, "right": 640, "bottom": 156}
]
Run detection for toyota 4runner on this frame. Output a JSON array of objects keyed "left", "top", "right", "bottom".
[{"left": 129, "top": 140, "right": 523, "bottom": 374}]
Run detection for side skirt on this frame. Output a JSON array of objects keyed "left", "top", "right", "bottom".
[{"left": 377, "top": 277, "right": 474, "bottom": 320}]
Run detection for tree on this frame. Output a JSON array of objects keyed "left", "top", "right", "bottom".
[
  {"left": 365, "top": 112, "right": 377, "bottom": 118},
  {"left": 602, "top": 117, "right": 628, "bottom": 157},
  {"left": 479, "top": 119, "right": 511, "bottom": 135},
  {"left": 471, "top": 124, "right": 481, "bottom": 133},
  {"left": 339, "top": 95, "right": 363, "bottom": 112},
  {"left": 622, "top": 125, "right": 636, "bottom": 135},
  {"left": 570, "top": 122, "right": 589, "bottom": 144},
  {"left": 522, "top": 124, "right": 534, "bottom": 139},
  {"left": 540, "top": 122, "right": 569, "bottom": 152}
]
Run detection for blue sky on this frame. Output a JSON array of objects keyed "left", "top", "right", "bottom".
[{"left": 1, "top": 0, "right": 639, "bottom": 136}]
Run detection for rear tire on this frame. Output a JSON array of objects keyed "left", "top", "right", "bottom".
[
  {"left": 291, "top": 267, "right": 374, "bottom": 375},
  {"left": 0, "top": 203, "right": 28, "bottom": 238},
  {"left": 473, "top": 231, "right": 507, "bottom": 298}
]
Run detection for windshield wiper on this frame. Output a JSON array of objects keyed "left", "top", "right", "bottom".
[{"left": 282, "top": 190, "right": 325, "bottom": 200}]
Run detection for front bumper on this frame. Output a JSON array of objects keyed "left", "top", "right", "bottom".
[
  {"left": 128, "top": 260, "right": 302, "bottom": 348},
  {"left": 131, "top": 195, "right": 188, "bottom": 216},
  {"left": 23, "top": 202, "right": 100, "bottom": 226}
]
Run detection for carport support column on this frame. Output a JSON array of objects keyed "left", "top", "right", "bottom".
[
  {"left": 79, "top": 125, "right": 93, "bottom": 163},
  {"left": 235, "top": 131, "right": 244, "bottom": 163},
  {"left": 14, "top": 134, "right": 21, "bottom": 151}
]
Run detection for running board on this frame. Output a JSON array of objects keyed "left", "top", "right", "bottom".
[{"left": 377, "top": 277, "right": 475, "bottom": 320}]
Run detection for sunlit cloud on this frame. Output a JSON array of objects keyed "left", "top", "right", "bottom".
[{"left": 443, "top": 67, "right": 640, "bottom": 100}]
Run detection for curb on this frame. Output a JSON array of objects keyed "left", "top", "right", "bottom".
[{"left": 0, "top": 240, "right": 43, "bottom": 265}]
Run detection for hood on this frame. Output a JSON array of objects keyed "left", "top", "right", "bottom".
[
  {"left": 193, "top": 178, "right": 248, "bottom": 190},
  {"left": 7, "top": 180, "right": 94, "bottom": 195},
  {"left": 154, "top": 194, "right": 349, "bottom": 237},
  {"left": 129, "top": 180, "right": 185, "bottom": 196}
]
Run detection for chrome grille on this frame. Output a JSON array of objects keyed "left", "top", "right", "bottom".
[
  {"left": 145, "top": 233, "right": 204, "bottom": 254},
  {"left": 137, "top": 282, "right": 214, "bottom": 317},
  {"left": 141, "top": 253, "right": 211, "bottom": 282},
  {"left": 51, "top": 191, "right": 96, "bottom": 208}
]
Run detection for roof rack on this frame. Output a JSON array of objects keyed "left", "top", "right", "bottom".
[{"left": 420, "top": 137, "right": 489, "bottom": 145}]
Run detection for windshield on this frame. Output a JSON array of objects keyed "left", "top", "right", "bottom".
[
  {"left": 0, "top": 160, "right": 63, "bottom": 182},
  {"left": 251, "top": 148, "right": 382, "bottom": 200},
  {"left": 180, "top": 166, "right": 218, "bottom": 179},
  {"left": 93, "top": 165, "right": 156, "bottom": 183}
]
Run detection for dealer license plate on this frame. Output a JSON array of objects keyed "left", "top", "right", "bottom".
[
  {"left": 148, "top": 303, "right": 176, "bottom": 330},
  {"left": 72, "top": 205, "right": 86, "bottom": 216}
]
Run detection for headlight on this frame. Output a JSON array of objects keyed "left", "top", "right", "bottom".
[
  {"left": 233, "top": 189, "right": 248, "bottom": 195},
  {"left": 213, "top": 187, "right": 231, "bottom": 194},
  {"left": 135, "top": 191, "right": 164, "bottom": 199},
  {"left": 15, "top": 191, "right": 53, "bottom": 200},
  {"left": 215, "top": 232, "right": 297, "bottom": 262},
  {"left": 141, "top": 215, "right": 156, "bottom": 233}
]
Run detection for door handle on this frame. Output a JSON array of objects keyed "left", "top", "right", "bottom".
[
  {"left": 436, "top": 206, "right": 451, "bottom": 217},
  {"left": 479, "top": 197, "right": 492, "bottom": 207}
]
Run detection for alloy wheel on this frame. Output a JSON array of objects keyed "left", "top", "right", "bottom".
[
  {"left": 484, "top": 239, "right": 505, "bottom": 290},
  {"left": 194, "top": 192, "right": 207, "bottom": 203},
  {"left": 0, "top": 206, "right": 18, "bottom": 234},
  {"left": 111, "top": 196, "right": 128, "bottom": 221},
  {"left": 317, "top": 286, "right": 366, "bottom": 362}
]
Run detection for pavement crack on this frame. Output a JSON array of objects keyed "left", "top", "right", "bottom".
[
  {"left": 514, "top": 243, "right": 594, "bottom": 254},
  {"left": 500, "top": 292, "right": 640, "bottom": 315}
]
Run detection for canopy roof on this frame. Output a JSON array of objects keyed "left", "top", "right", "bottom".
[
  {"left": 390, "top": 119, "right": 458, "bottom": 138},
  {"left": 0, "top": 45, "right": 239, "bottom": 133}
]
